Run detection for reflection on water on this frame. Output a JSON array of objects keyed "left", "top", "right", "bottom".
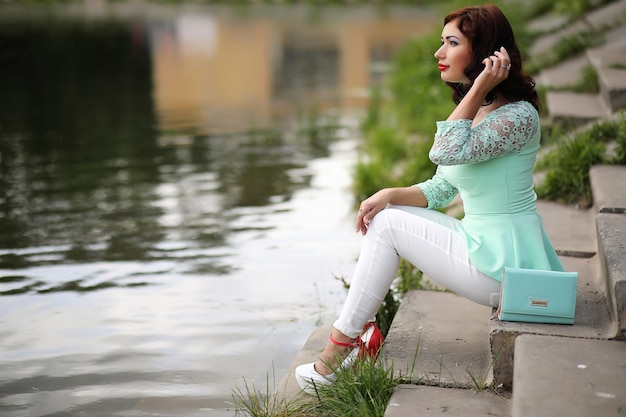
[{"left": 0, "top": 2, "right": 437, "bottom": 416}]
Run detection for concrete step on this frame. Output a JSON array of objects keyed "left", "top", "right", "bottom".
[
  {"left": 382, "top": 290, "right": 493, "bottom": 389},
  {"left": 512, "top": 334, "right": 626, "bottom": 417},
  {"left": 590, "top": 165, "right": 626, "bottom": 214},
  {"left": 585, "top": 0, "right": 626, "bottom": 31},
  {"left": 587, "top": 47, "right": 626, "bottom": 69},
  {"left": 595, "top": 26, "right": 626, "bottom": 51},
  {"left": 384, "top": 384, "right": 510, "bottom": 417},
  {"left": 530, "top": 20, "right": 590, "bottom": 57},
  {"left": 587, "top": 44, "right": 626, "bottom": 112},
  {"left": 598, "top": 67, "right": 626, "bottom": 112},
  {"left": 590, "top": 166, "right": 626, "bottom": 338},
  {"left": 596, "top": 211, "right": 626, "bottom": 339},
  {"left": 546, "top": 91, "right": 611, "bottom": 127},
  {"left": 535, "top": 55, "right": 590, "bottom": 89}
]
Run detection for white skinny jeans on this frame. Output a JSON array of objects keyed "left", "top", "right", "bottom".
[{"left": 333, "top": 205, "right": 501, "bottom": 338}]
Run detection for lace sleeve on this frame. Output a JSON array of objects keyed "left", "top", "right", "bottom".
[
  {"left": 413, "top": 166, "right": 458, "bottom": 209},
  {"left": 429, "top": 101, "right": 539, "bottom": 166}
]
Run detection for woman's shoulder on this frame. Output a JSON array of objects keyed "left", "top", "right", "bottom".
[
  {"left": 489, "top": 100, "right": 539, "bottom": 121},
  {"left": 499, "top": 100, "right": 537, "bottom": 114}
]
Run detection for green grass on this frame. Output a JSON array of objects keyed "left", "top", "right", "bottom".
[
  {"left": 231, "top": 367, "right": 304, "bottom": 417},
  {"left": 536, "top": 114, "right": 626, "bottom": 206},
  {"left": 298, "top": 356, "right": 399, "bottom": 417},
  {"left": 231, "top": 354, "right": 409, "bottom": 417},
  {"left": 613, "top": 117, "right": 626, "bottom": 164},
  {"left": 230, "top": 333, "right": 500, "bottom": 417}
]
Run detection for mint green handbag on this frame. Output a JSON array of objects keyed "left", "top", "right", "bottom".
[{"left": 497, "top": 267, "right": 578, "bottom": 324}]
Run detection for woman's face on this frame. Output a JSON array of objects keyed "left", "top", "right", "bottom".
[{"left": 434, "top": 19, "right": 473, "bottom": 84}]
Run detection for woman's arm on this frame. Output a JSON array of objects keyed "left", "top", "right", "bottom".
[{"left": 430, "top": 101, "right": 538, "bottom": 166}]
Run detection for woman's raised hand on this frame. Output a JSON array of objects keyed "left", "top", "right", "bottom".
[{"left": 474, "top": 46, "right": 511, "bottom": 94}]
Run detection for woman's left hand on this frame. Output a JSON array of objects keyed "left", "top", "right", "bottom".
[{"left": 355, "top": 189, "right": 391, "bottom": 235}]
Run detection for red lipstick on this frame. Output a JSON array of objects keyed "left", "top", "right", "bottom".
[{"left": 438, "top": 64, "right": 450, "bottom": 71}]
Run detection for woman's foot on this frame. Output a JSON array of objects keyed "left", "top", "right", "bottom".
[
  {"left": 313, "top": 331, "right": 357, "bottom": 375},
  {"left": 295, "top": 322, "right": 384, "bottom": 395}
]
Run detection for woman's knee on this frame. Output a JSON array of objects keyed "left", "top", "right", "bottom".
[
  {"left": 370, "top": 206, "right": 428, "bottom": 232},
  {"left": 368, "top": 207, "right": 398, "bottom": 232}
]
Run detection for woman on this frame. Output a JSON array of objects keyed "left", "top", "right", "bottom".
[{"left": 296, "top": 4, "right": 563, "bottom": 394}]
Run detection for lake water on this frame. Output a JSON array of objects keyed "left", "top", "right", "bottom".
[{"left": 0, "top": 2, "right": 437, "bottom": 416}]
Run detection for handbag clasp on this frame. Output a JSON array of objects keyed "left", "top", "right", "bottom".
[{"left": 530, "top": 298, "right": 549, "bottom": 307}]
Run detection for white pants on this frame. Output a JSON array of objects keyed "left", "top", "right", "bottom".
[{"left": 333, "top": 205, "right": 501, "bottom": 338}]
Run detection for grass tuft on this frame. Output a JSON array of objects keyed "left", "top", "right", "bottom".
[
  {"left": 299, "top": 355, "right": 400, "bottom": 417},
  {"left": 231, "top": 355, "right": 407, "bottom": 417},
  {"left": 230, "top": 368, "right": 303, "bottom": 417}
]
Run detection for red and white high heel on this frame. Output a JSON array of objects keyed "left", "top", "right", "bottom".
[
  {"left": 295, "top": 322, "right": 384, "bottom": 395},
  {"left": 357, "top": 322, "right": 384, "bottom": 359}
]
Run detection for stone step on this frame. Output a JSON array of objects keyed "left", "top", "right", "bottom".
[
  {"left": 384, "top": 384, "right": 510, "bottom": 417},
  {"left": 587, "top": 48, "right": 626, "bottom": 70},
  {"left": 598, "top": 67, "right": 626, "bottom": 112},
  {"left": 588, "top": 44, "right": 626, "bottom": 113},
  {"left": 512, "top": 334, "right": 626, "bottom": 417},
  {"left": 530, "top": 20, "right": 589, "bottom": 57},
  {"left": 382, "top": 290, "right": 493, "bottom": 389},
  {"left": 597, "top": 211, "right": 626, "bottom": 339},
  {"left": 590, "top": 166, "right": 626, "bottom": 338},
  {"left": 585, "top": 0, "right": 626, "bottom": 31},
  {"left": 590, "top": 165, "right": 626, "bottom": 214},
  {"left": 535, "top": 54, "right": 589, "bottom": 89},
  {"left": 596, "top": 26, "right": 626, "bottom": 51},
  {"left": 546, "top": 91, "right": 611, "bottom": 127}
]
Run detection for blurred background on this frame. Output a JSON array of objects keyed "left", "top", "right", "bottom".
[{"left": 0, "top": 1, "right": 438, "bottom": 416}]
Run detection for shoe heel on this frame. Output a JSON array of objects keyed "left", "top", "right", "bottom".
[{"left": 358, "top": 323, "right": 384, "bottom": 358}]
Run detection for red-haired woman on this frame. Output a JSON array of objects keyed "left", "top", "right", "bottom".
[{"left": 296, "top": 4, "right": 563, "bottom": 394}]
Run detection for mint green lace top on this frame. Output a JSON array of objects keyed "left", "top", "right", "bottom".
[{"left": 415, "top": 100, "right": 564, "bottom": 281}]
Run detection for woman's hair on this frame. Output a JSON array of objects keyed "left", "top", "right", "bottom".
[{"left": 443, "top": 4, "right": 539, "bottom": 111}]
